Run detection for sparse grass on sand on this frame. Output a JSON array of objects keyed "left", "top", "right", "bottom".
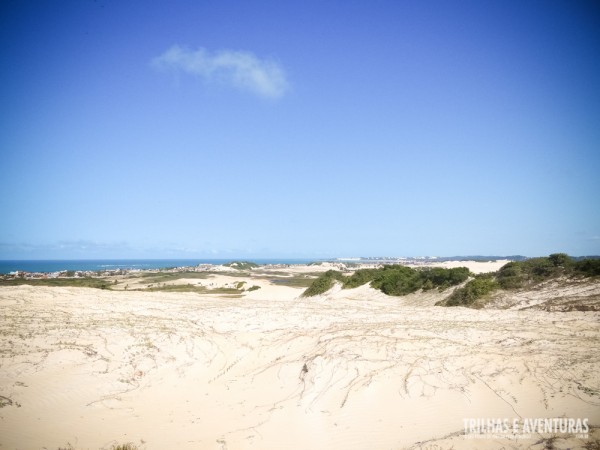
[
  {"left": 584, "top": 438, "right": 600, "bottom": 450},
  {"left": 0, "top": 277, "right": 113, "bottom": 289},
  {"left": 142, "top": 284, "right": 243, "bottom": 296},
  {"left": 58, "top": 443, "right": 139, "bottom": 450},
  {"left": 111, "top": 444, "right": 139, "bottom": 450},
  {"left": 267, "top": 276, "right": 318, "bottom": 288},
  {"left": 132, "top": 271, "right": 211, "bottom": 284}
]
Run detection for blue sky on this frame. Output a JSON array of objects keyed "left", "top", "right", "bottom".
[{"left": 1, "top": 0, "right": 599, "bottom": 259}]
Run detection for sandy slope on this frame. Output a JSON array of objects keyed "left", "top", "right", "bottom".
[
  {"left": 404, "top": 259, "right": 511, "bottom": 274},
  {"left": 0, "top": 279, "right": 599, "bottom": 450},
  {"left": 484, "top": 277, "right": 600, "bottom": 311}
]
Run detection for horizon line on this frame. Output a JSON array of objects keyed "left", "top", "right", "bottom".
[{"left": 3, "top": 253, "right": 599, "bottom": 262}]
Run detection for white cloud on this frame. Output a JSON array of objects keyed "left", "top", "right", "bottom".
[{"left": 152, "top": 45, "right": 289, "bottom": 99}]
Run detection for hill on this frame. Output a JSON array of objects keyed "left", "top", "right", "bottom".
[
  {"left": 303, "top": 254, "right": 600, "bottom": 311},
  {"left": 302, "top": 265, "right": 470, "bottom": 297},
  {"left": 436, "top": 253, "right": 600, "bottom": 309},
  {"left": 222, "top": 261, "right": 260, "bottom": 270}
]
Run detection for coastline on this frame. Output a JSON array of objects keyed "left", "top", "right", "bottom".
[
  {"left": 0, "top": 258, "right": 323, "bottom": 275},
  {"left": 0, "top": 257, "right": 512, "bottom": 277}
]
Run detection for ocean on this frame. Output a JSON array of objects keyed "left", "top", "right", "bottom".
[{"left": 0, "top": 259, "right": 323, "bottom": 274}]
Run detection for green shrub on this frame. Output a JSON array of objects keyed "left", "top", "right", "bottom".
[
  {"left": 574, "top": 258, "right": 600, "bottom": 276},
  {"left": 496, "top": 261, "right": 525, "bottom": 289},
  {"left": 302, "top": 265, "right": 471, "bottom": 298},
  {"left": 301, "top": 270, "right": 344, "bottom": 297},
  {"left": 442, "top": 275, "right": 499, "bottom": 307},
  {"left": 548, "top": 253, "right": 573, "bottom": 268},
  {"left": 373, "top": 265, "right": 423, "bottom": 296},
  {"left": 525, "top": 257, "right": 556, "bottom": 278},
  {"left": 343, "top": 269, "right": 381, "bottom": 289},
  {"left": 369, "top": 265, "right": 469, "bottom": 296},
  {"left": 496, "top": 254, "right": 589, "bottom": 289},
  {"left": 442, "top": 254, "right": 600, "bottom": 307},
  {"left": 223, "top": 261, "right": 259, "bottom": 270},
  {"left": 420, "top": 267, "right": 470, "bottom": 290}
]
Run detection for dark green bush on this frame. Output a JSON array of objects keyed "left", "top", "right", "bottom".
[
  {"left": 301, "top": 270, "right": 344, "bottom": 297},
  {"left": 548, "top": 253, "right": 573, "bottom": 268},
  {"left": 343, "top": 269, "right": 380, "bottom": 289},
  {"left": 497, "top": 261, "right": 525, "bottom": 289},
  {"left": 496, "top": 254, "right": 589, "bottom": 289},
  {"left": 524, "top": 257, "right": 556, "bottom": 278},
  {"left": 420, "top": 267, "right": 470, "bottom": 290},
  {"left": 574, "top": 258, "right": 600, "bottom": 276},
  {"left": 444, "top": 254, "right": 599, "bottom": 307},
  {"left": 302, "top": 265, "right": 471, "bottom": 297},
  {"left": 442, "top": 275, "right": 499, "bottom": 307},
  {"left": 373, "top": 265, "right": 423, "bottom": 296}
]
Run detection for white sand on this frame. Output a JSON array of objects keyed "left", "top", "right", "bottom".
[
  {"left": 260, "top": 260, "right": 511, "bottom": 275},
  {"left": 404, "top": 259, "right": 512, "bottom": 274},
  {"left": 1, "top": 275, "right": 599, "bottom": 449}
]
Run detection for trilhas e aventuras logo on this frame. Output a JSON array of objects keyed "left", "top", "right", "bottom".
[{"left": 463, "top": 417, "right": 589, "bottom": 439}]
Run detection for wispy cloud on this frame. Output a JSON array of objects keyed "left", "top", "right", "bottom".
[{"left": 152, "top": 45, "right": 289, "bottom": 99}]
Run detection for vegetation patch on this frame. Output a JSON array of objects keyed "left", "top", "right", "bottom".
[
  {"left": 133, "top": 271, "right": 210, "bottom": 284},
  {"left": 302, "top": 270, "right": 345, "bottom": 297},
  {"left": 269, "top": 275, "right": 319, "bottom": 288},
  {"left": 573, "top": 258, "right": 600, "bottom": 277},
  {"left": 143, "top": 284, "right": 243, "bottom": 295},
  {"left": 437, "top": 254, "right": 600, "bottom": 307},
  {"left": 302, "top": 266, "right": 470, "bottom": 297},
  {"left": 111, "top": 444, "right": 139, "bottom": 450},
  {"left": 223, "top": 261, "right": 260, "bottom": 270},
  {"left": 302, "top": 254, "right": 600, "bottom": 306},
  {"left": 143, "top": 284, "right": 209, "bottom": 294},
  {"left": 0, "top": 277, "right": 113, "bottom": 290},
  {"left": 496, "top": 253, "right": 599, "bottom": 289},
  {"left": 437, "top": 275, "right": 499, "bottom": 307},
  {"left": 58, "top": 443, "right": 139, "bottom": 450},
  {"left": 0, "top": 395, "right": 13, "bottom": 408},
  {"left": 373, "top": 266, "right": 470, "bottom": 296}
]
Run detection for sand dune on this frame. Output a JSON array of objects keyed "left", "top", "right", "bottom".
[{"left": 0, "top": 275, "right": 598, "bottom": 449}]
